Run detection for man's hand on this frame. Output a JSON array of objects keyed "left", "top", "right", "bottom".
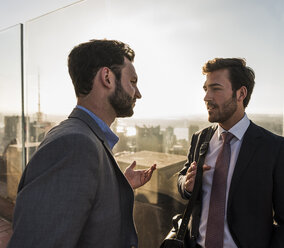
[
  {"left": 124, "top": 161, "right": 157, "bottom": 189},
  {"left": 184, "top": 161, "right": 211, "bottom": 192}
]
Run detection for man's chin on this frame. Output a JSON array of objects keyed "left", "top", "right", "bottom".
[
  {"left": 208, "top": 114, "right": 217, "bottom": 123},
  {"left": 116, "top": 108, "right": 134, "bottom": 118}
]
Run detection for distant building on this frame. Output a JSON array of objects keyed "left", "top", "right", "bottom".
[
  {"left": 136, "top": 125, "right": 164, "bottom": 152},
  {"left": 28, "top": 120, "right": 53, "bottom": 143},
  {"left": 3, "top": 116, "right": 23, "bottom": 146},
  {"left": 0, "top": 114, "right": 52, "bottom": 197},
  {"left": 135, "top": 125, "right": 183, "bottom": 154},
  {"left": 161, "top": 126, "right": 176, "bottom": 153},
  {"left": 112, "top": 119, "right": 135, "bottom": 154},
  {"left": 0, "top": 116, "right": 23, "bottom": 197}
]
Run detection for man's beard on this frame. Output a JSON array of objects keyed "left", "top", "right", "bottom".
[
  {"left": 207, "top": 94, "right": 237, "bottom": 123},
  {"left": 109, "top": 80, "right": 135, "bottom": 118}
]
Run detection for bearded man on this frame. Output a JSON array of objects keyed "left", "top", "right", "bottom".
[
  {"left": 8, "top": 39, "right": 156, "bottom": 248},
  {"left": 178, "top": 58, "right": 284, "bottom": 248}
]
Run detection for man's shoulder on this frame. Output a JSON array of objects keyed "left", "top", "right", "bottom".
[
  {"left": 247, "top": 121, "right": 284, "bottom": 143},
  {"left": 48, "top": 118, "right": 91, "bottom": 137},
  {"left": 188, "top": 125, "right": 217, "bottom": 150},
  {"left": 41, "top": 117, "right": 102, "bottom": 149}
]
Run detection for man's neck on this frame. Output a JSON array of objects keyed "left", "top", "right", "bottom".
[
  {"left": 77, "top": 101, "right": 115, "bottom": 127},
  {"left": 219, "top": 111, "right": 245, "bottom": 131}
]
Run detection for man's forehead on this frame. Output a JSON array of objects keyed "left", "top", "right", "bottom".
[
  {"left": 204, "top": 69, "right": 230, "bottom": 86},
  {"left": 208, "top": 69, "right": 229, "bottom": 79},
  {"left": 124, "top": 58, "right": 137, "bottom": 76}
]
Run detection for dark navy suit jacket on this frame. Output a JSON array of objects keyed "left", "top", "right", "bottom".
[{"left": 178, "top": 122, "right": 284, "bottom": 248}]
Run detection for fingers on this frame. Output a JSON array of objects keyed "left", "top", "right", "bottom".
[
  {"left": 150, "top": 164, "right": 157, "bottom": 172},
  {"left": 145, "top": 164, "right": 157, "bottom": 175},
  {"left": 184, "top": 162, "right": 211, "bottom": 192},
  {"left": 186, "top": 162, "right": 197, "bottom": 177},
  {"left": 184, "top": 162, "right": 196, "bottom": 192},
  {"left": 145, "top": 164, "right": 157, "bottom": 179},
  {"left": 184, "top": 178, "right": 195, "bottom": 193},
  {"left": 140, "top": 164, "right": 157, "bottom": 185},
  {"left": 186, "top": 162, "right": 211, "bottom": 176}
]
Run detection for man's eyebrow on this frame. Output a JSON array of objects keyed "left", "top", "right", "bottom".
[{"left": 203, "top": 83, "right": 223, "bottom": 89}]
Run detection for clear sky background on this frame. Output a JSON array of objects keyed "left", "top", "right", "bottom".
[{"left": 0, "top": 0, "right": 283, "bottom": 119}]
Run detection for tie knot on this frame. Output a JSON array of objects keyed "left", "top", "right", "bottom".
[{"left": 221, "top": 132, "right": 234, "bottom": 144}]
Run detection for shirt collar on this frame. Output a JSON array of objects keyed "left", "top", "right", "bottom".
[
  {"left": 76, "top": 105, "right": 119, "bottom": 149},
  {"left": 217, "top": 113, "right": 250, "bottom": 141}
]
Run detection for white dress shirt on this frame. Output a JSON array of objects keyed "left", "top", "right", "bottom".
[{"left": 197, "top": 114, "right": 250, "bottom": 248}]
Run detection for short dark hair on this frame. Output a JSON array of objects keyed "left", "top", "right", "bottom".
[
  {"left": 68, "top": 39, "right": 135, "bottom": 97},
  {"left": 202, "top": 58, "right": 255, "bottom": 108}
]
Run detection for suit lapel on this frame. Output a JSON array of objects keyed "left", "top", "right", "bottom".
[
  {"left": 69, "top": 108, "right": 137, "bottom": 243},
  {"left": 227, "top": 122, "right": 262, "bottom": 208}
]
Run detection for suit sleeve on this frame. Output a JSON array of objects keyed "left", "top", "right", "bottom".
[
  {"left": 271, "top": 138, "right": 284, "bottom": 248},
  {"left": 8, "top": 133, "right": 100, "bottom": 248},
  {"left": 177, "top": 133, "right": 198, "bottom": 199}
]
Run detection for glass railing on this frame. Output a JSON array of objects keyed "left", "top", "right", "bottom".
[{"left": 0, "top": 24, "right": 23, "bottom": 201}]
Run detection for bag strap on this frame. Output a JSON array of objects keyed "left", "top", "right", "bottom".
[{"left": 176, "top": 125, "right": 216, "bottom": 241}]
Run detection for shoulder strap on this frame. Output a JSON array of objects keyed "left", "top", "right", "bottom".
[{"left": 176, "top": 125, "right": 216, "bottom": 241}]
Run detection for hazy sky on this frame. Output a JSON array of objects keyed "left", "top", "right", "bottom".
[{"left": 1, "top": 0, "right": 283, "bottom": 119}]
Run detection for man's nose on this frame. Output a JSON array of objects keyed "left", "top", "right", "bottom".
[
  {"left": 203, "top": 90, "right": 211, "bottom": 102},
  {"left": 135, "top": 87, "right": 142, "bottom": 99},
  {"left": 204, "top": 92, "right": 208, "bottom": 102}
]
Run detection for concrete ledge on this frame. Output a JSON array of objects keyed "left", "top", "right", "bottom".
[{"left": 0, "top": 196, "right": 14, "bottom": 222}]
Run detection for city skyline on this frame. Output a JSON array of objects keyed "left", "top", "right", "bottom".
[{"left": 0, "top": 0, "right": 283, "bottom": 119}]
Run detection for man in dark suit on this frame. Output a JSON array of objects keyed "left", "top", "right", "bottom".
[
  {"left": 8, "top": 39, "right": 156, "bottom": 248},
  {"left": 178, "top": 58, "right": 284, "bottom": 248}
]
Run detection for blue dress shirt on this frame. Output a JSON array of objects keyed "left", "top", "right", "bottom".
[{"left": 76, "top": 105, "right": 119, "bottom": 149}]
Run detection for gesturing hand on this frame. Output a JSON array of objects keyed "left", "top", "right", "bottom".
[
  {"left": 124, "top": 161, "right": 157, "bottom": 189},
  {"left": 184, "top": 161, "right": 211, "bottom": 192}
]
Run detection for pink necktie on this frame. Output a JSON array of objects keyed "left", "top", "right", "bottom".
[{"left": 205, "top": 132, "right": 234, "bottom": 248}]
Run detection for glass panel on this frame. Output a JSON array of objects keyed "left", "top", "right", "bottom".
[
  {"left": 24, "top": 0, "right": 283, "bottom": 247},
  {"left": 0, "top": 24, "right": 23, "bottom": 201}
]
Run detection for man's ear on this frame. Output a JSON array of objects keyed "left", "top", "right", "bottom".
[
  {"left": 237, "top": 86, "right": 247, "bottom": 102},
  {"left": 100, "top": 67, "right": 113, "bottom": 88}
]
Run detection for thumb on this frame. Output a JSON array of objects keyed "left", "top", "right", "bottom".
[
  {"left": 203, "top": 164, "right": 211, "bottom": 171},
  {"left": 129, "top": 161, "right": 136, "bottom": 169}
]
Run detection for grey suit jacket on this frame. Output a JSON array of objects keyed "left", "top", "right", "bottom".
[
  {"left": 8, "top": 108, "right": 138, "bottom": 248},
  {"left": 178, "top": 122, "right": 284, "bottom": 248}
]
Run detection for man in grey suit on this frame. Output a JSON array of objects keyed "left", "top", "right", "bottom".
[
  {"left": 8, "top": 39, "right": 156, "bottom": 248},
  {"left": 178, "top": 58, "right": 284, "bottom": 247}
]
